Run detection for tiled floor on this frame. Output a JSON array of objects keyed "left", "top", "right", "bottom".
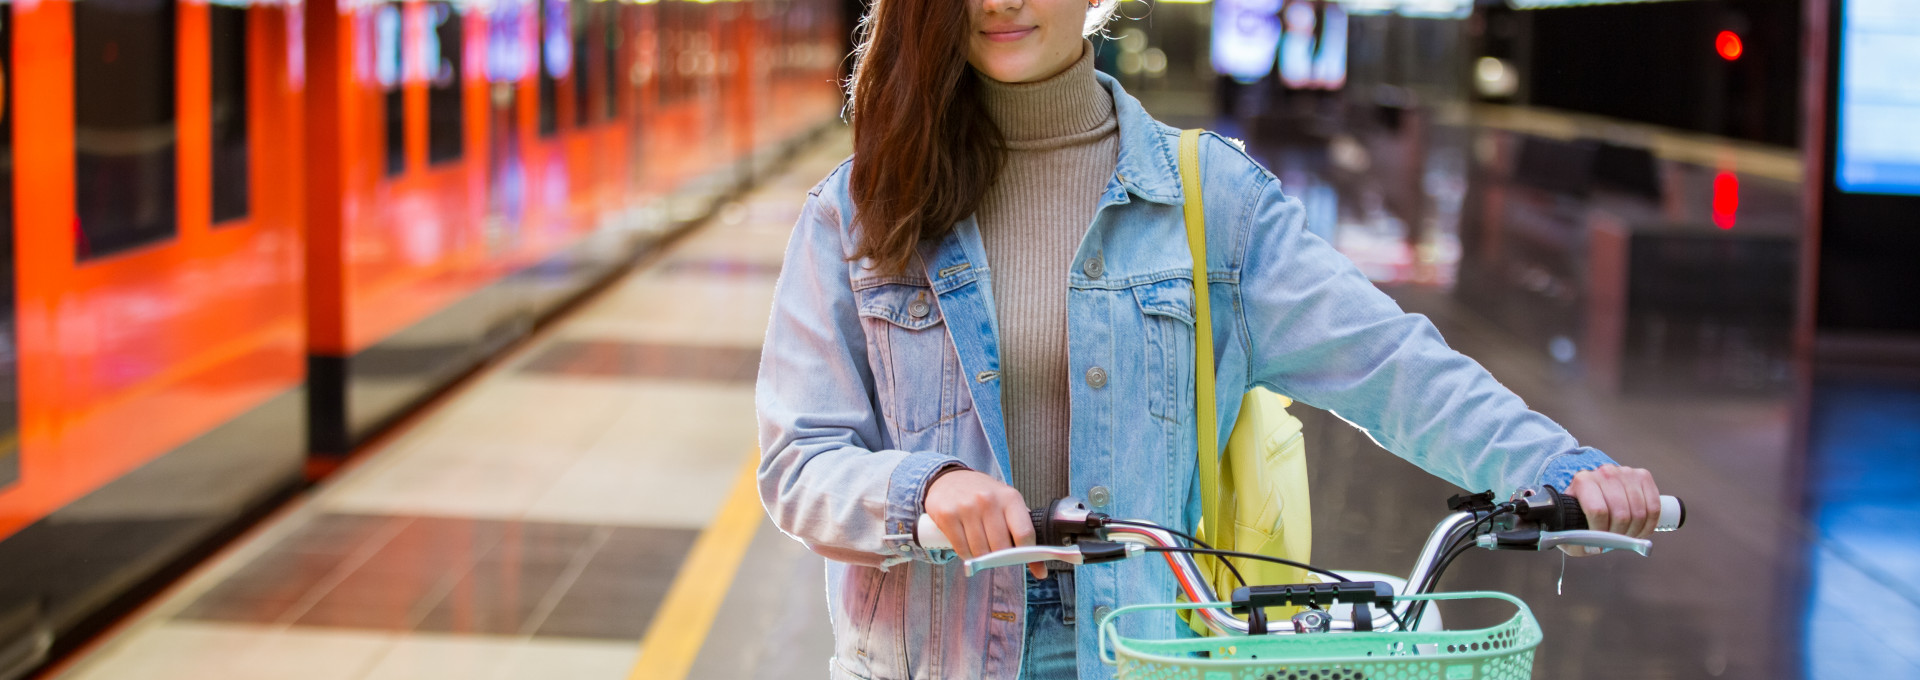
[{"left": 52, "top": 134, "right": 849, "bottom": 680}]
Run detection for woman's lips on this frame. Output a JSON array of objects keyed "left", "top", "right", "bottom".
[{"left": 980, "top": 26, "right": 1036, "bottom": 42}]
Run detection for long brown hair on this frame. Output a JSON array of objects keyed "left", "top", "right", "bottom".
[{"left": 845, "top": 0, "right": 1003, "bottom": 275}]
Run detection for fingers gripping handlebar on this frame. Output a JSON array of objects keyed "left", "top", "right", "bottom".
[
  {"left": 1514, "top": 484, "right": 1686, "bottom": 533},
  {"left": 915, "top": 497, "right": 1099, "bottom": 553}
]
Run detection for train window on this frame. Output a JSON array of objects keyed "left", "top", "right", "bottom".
[
  {"left": 74, "top": 0, "right": 179, "bottom": 261},
  {"left": 601, "top": 5, "right": 618, "bottom": 120},
  {"left": 210, "top": 4, "right": 249, "bottom": 224},
  {"left": 659, "top": 2, "right": 695, "bottom": 106},
  {"left": 538, "top": 0, "right": 565, "bottom": 136},
  {"left": 376, "top": 3, "right": 403, "bottom": 176},
  {"left": 572, "top": 0, "right": 590, "bottom": 128},
  {"left": 659, "top": 4, "right": 678, "bottom": 106},
  {"left": 425, "top": 1, "right": 463, "bottom": 164},
  {"left": 0, "top": 9, "right": 17, "bottom": 489}
]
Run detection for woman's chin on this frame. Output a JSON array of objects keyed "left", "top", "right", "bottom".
[{"left": 972, "top": 57, "right": 1045, "bottom": 84}]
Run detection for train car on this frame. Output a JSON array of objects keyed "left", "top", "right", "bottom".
[
  {"left": 303, "top": 0, "right": 843, "bottom": 455},
  {"left": 0, "top": 0, "right": 309, "bottom": 672},
  {"left": 0, "top": 0, "right": 842, "bottom": 673}
]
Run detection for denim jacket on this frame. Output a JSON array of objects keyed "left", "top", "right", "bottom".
[{"left": 754, "top": 72, "right": 1616, "bottom": 680}]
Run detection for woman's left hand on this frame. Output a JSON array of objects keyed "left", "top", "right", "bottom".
[{"left": 1562, "top": 464, "right": 1661, "bottom": 556}]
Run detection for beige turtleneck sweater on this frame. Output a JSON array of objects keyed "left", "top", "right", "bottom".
[{"left": 975, "top": 42, "right": 1118, "bottom": 506}]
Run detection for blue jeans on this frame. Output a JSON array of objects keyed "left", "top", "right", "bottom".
[{"left": 1020, "top": 571, "right": 1077, "bottom": 679}]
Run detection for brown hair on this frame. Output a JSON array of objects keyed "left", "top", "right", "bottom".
[{"left": 844, "top": 0, "right": 1003, "bottom": 275}]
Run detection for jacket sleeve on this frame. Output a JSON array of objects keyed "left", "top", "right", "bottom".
[
  {"left": 754, "top": 191, "right": 963, "bottom": 568},
  {"left": 1234, "top": 172, "right": 1614, "bottom": 494}
]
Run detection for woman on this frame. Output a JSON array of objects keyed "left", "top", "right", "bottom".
[{"left": 754, "top": 0, "right": 1663, "bottom": 677}]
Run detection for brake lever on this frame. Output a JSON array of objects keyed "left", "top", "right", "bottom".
[
  {"left": 961, "top": 541, "right": 1143, "bottom": 576},
  {"left": 1476, "top": 529, "right": 1651, "bottom": 556}
]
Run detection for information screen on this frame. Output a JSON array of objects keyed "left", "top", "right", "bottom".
[{"left": 1836, "top": 0, "right": 1920, "bottom": 195}]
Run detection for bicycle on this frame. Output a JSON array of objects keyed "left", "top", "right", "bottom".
[{"left": 916, "top": 486, "right": 1685, "bottom": 679}]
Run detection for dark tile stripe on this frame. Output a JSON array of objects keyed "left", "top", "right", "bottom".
[
  {"left": 517, "top": 341, "right": 761, "bottom": 383},
  {"left": 178, "top": 513, "right": 698, "bottom": 641},
  {"left": 659, "top": 258, "right": 782, "bottom": 279}
]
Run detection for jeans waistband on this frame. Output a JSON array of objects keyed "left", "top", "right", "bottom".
[{"left": 1025, "top": 570, "right": 1075, "bottom": 624}]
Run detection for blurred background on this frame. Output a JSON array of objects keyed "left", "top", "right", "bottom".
[{"left": 0, "top": 0, "right": 1914, "bottom": 678}]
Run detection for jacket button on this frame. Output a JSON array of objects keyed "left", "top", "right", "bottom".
[
  {"left": 1085, "top": 366, "right": 1108, "bottom": 389},
  {"left": 1094, "top": 605, "right": 1113, "bottom": 623},
  {"left": 908, "top": 294, "right": 931, "bottom": 319},
  {"left": 1088, "top": 486, "right": 1111, "bottom": 508},
  {"left": 1083, "top": 255, "right": 1105, "bottom": 279}
]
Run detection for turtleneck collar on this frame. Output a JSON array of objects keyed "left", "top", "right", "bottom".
[{"left": 975, "top": 40, "right": 1116, "bottom": 150}]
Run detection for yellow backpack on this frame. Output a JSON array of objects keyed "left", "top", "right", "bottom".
[{"left": 1179, "top": 129, "right": 1314, "bottom": 631}]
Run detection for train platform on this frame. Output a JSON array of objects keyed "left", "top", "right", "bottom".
[
  {"left": 43, "top": 133, "right": 850, "bottom": 680},
  {"left": 1, "top": 0, "right": 1912, "bottom": 678}
]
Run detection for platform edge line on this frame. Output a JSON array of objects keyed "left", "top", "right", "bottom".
[{"left": 627, "top": 451, "right": 763, "bottom": 680}]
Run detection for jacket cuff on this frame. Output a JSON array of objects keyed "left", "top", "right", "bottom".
[
  {"left": 884, "top": 452, "right": 966, "bottom": 564},
  {"left": 1534, "top": 447, "right": 1618, "bottom": 491}
]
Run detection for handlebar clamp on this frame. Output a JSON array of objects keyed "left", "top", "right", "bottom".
[{"left": 1230, "top": 581, "right": 1397, "bottom": 635}]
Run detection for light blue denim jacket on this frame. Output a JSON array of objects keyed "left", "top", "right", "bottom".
[{"left": 754, "top": 72, "right": 1616, "bottom": 680}]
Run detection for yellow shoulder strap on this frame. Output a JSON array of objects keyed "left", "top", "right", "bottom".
[{"left": 1179, "top": 129, "right": 1221, "bottom": 545}]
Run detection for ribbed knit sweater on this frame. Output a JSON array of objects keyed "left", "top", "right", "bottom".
[{"left": 974, "top": 42, "right": 1118, "bottom": 506}]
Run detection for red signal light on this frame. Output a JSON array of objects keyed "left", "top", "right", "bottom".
[
  {"left": 1716, "top": 31, "right": 1743, "bottom": 61},
  {"left": 1712, "top": 171, "right": 1739, "bottom": 229}
]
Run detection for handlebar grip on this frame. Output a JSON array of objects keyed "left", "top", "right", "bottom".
[
  {"left": 1560, "top": 494, "right": 1686, "bottom": 532},
  {"left": 916, "top": 514, "right": 952, "bottom": 550},
  {"left": 1658, "top": 495, "right": 1685, "bottom": 532}
]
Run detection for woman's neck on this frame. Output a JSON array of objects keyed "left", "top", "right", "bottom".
[{"left": 975, "top": 41, "right": 1113, "bottom": 146}]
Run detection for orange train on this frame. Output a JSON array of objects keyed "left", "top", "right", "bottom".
[{"left": 0, "top": 0, "right": 843, "bottom": 672}]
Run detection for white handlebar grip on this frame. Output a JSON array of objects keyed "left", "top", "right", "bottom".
[
  {"left": 916, "top": 514, "right": 952, "bottom": 549},
  {"left": 1657, "top": 495, "right": 1685, "bottom": 532}
]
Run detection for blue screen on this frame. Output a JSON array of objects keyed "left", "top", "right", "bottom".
[{"left": 1835, "top": 0, "right": 1920, "bottom": 196}]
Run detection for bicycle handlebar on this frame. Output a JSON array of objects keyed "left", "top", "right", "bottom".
[
  {"left": 913, "top": 487, "right": 1685, "bottom": 635},
  {"left": 917, "top": 489, "right": 1683, "bottom": 554}
]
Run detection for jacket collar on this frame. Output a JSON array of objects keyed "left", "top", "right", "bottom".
[{"left": 1095, "top": 70, "right": 1184, "bottom": 206}]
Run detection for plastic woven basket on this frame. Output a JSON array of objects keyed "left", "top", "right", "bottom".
[{"left": 1098, "top": 592, "right": 1541, "bottom": 680}]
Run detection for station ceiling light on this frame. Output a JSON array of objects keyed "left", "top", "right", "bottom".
[{"left": 1507, "top": 0, "right": 1691, "bottom": 8}]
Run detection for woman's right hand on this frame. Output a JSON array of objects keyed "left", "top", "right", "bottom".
[{"left": 924, "top": 469, "right": 1046, "bottom": 578}]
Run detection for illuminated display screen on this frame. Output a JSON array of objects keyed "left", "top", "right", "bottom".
[
  {"left": 1211, "top": 0, "right": 1280, "bottom": 83},
  {"left": 1835, "top": 0, "right": 1920, "bottom": 196}
]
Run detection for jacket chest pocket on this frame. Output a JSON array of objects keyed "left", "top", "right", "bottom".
[
  {"left": 855, "top": 282, "right": 972, "bottom": 439},
  {"left": 1131, "top": 277, "right": 1196, "bottom": 424}
]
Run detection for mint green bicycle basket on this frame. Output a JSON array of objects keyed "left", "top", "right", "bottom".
[{"left": 1098, "top": 592, "right": 1541, "bottom": 680}]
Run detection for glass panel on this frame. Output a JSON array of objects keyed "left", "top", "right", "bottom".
[
  {"left": 601, "top": 4, "right": 617, "bottom": 120},
  {"left": 425, "top": 1, "right": 462, "bottom": 164},
  {"left": 571, "top": 0, "right": 589, "bottom": 127},
  {"left": 660, "top": 2, "right": 695, "bottom": 106},
  {"left": 375, "top": 2, "right": 404, "bottom": 176},
  {"left": 74, "top": 0, "right": 179, "bottom": 261},
  {"left": 210, "top": 4, "right": 249, "bottom": 224},
  {"left": 0, "top": 10, "right": 18, "bottom": 489},
  {"left": 538, "top": 0, "right": 564, "bottom": 135}
]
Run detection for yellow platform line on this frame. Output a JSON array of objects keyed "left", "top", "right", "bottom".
[{"left": 628, "top": 453, "right": 763, "bottom": 680}]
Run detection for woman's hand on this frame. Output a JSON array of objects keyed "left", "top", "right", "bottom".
[
  {"left": 1563, "top": 464, "right": 1661, "bottom": 556},
  {"left": 924, "top": 469, "right": 1046, "bottom": 578}
]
